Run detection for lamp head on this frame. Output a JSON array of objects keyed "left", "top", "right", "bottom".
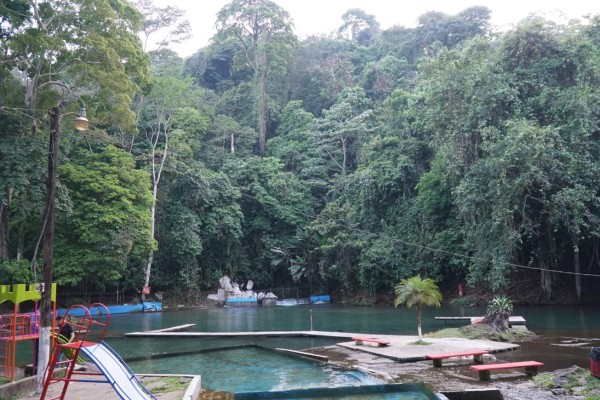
[{"left": 74, "top": 107, "right": 89, "bottom": 131}]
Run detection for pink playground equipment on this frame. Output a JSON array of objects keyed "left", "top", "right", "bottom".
[
  {"left": 41, "top": 303, "right": 156, "bottom": 400},
  {"left": 41, "top": 303, "right": 110, "bottom": 399},
  {"left": 0, "top": 283, "right": 56, "bottom": 382}
]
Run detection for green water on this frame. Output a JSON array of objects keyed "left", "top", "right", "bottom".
[
  {"left": 127, "top": 345, "right": 382, "bottom": 392},
  {"left": 102, "top": 303, "right": 600, "bottom": 337},
  {"left": 13, "top": 303, "right": 600, "bottom": 387},
  {"left": 100, "top": 304, "right": 600, "bottom": 370}
]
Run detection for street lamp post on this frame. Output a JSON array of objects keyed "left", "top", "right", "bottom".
[{"left": 36, "top": 106, "right": 88, "bottom": 392}]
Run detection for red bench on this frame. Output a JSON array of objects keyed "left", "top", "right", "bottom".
[
  {"left": 352, "top": 337, "right": 390, "bottom": 347},
  {"left": 426, "top": 350, "right": 489, "bottom": 367},
  {"left": 470, "top": 361, "right": 544, "bottom": 381}
]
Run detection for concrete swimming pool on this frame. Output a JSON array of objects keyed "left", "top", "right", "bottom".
[
  {"left": 126, "top": 345, "right": 381, "bottom": 392},
  {"left": 125, "top": 345, "right": 445, "bottom": 399}
]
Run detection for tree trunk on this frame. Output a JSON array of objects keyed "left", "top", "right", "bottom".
[
  {"left": 417, "top": 305, "right": 422, "bottom": 340},
  {"left": 341, "top": 136, "right": 347, "bottom": 175},
  {"left": 540, "top": 263, "right": 552, "bottom": 302},
  {"left": 143, "top": 131, "right": 168, "bottom": 299},
  {"left": 257, "top": 66, "right": 268, "bottom": 156},
  {"left": 143, "top": 184, "right": 157, "bottom": 300},
  {"left": 481, "top": 311, "right": 510, "bottom": 331},
  {"left": 573, "top": 242, "right": 581, "bottom": 303},
  {"left": 539, "top": 226, "right": 555, "bottom": 301},
  {"left": 16, "top": 224, "right": 24, "bottom": 261},
  {"left": 0, "top": 187, "right": 12, "bottom": 260}
]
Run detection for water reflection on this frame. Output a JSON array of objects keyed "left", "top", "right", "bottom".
[
  {"left": 103, "top": 303, "right": 600, "bottom": 337},
  {"left": 514, "top": 304, "right": 600, "bottom": 336},
  {"left": 104, "top": 303, "right": 600, "bottom": 373}
]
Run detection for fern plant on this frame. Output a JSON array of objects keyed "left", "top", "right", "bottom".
[{"left": 487, "top": 296, "right": 513, "bottom": 317}]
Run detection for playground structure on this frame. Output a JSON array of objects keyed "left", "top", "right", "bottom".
[
  {"left": 0, "top": 283, "right": 57, "bottom": 382},
  {"left": 41, "top": 303, "right": 157, "bottom": 400}
]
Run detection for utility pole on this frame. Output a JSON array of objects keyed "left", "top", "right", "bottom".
[
  {"left": 36, "top": 106, "right": 60, "bottom": 392},
  {"left": 36, "top": 106, "right": 87, "bottom": 393}
]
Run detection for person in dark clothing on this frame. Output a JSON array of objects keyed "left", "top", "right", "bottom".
[{"left": 56, "top": 316, "right": 75, "bottom": 342}]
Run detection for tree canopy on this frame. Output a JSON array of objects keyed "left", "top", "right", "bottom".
[{"left": 2, "top": 1, "right": 600, "bottom": 305}]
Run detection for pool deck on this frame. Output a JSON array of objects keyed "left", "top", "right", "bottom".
[
  {"left": 336, "top": 334, "right": 518, "bottom": 361},
  {"left": 6, "top": 330, "right": 520, "bottom": 399},
  {"left": 125, "top": 329, "right": 519, "bottom": 362},
  {"left": 7, "top": 373, "right": 201, "bottom": 400}
]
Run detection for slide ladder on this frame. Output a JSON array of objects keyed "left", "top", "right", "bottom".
[{"left": 40, "top": 303, "right": 112, "bottom": 400}]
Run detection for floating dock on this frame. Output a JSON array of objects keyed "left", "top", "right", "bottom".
[
  {"left": 125, "top": 330, "right": 355, "bottom": 338},
  {"left": 145, "top": 324, "right": 196, "bottom": 333},
  {"left": 435, "top": 316, "right": 526, "bottom": 327}
]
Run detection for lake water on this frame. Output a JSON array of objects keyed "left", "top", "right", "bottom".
[
  {"left": 15, "top": 303, "right": 599, "bottom": 390},
  {"left": 101, "top": 303, "right": 600, "bottom": 337},
  {"left": 102, "top": 304, "right": 600, "bottom": 371}
]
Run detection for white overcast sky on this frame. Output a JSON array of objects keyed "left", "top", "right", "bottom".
[{"left": 152, "top": 0, "right": 600, "bottom": 57}]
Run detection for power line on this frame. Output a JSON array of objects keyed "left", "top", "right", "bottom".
[
  {"left": 0, "top": 3, "right": 31, "bottom": 19},
  {"left": 239, "top": 192, "right": 600, "bottom": 279}
]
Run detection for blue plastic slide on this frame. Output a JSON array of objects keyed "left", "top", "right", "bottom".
[{"left": 79, "top": 342, "right": 157, "bottom": 400}]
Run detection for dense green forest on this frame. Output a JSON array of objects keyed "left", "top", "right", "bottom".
[{"left": 1, "top": 0, "right": 600, "bottom": 304}]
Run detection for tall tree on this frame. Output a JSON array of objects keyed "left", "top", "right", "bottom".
[
  {"left": 309, "top": 86, "right": 376, "bottom": 179},
  {"left": 216, "top": 0, "right": 296, "bottom": 155},
  {"left": 135, "top": 72, "right": 206, "bottom": 296},
  {"left": 415, "top": 6, "right": 491, "bottom": 50},
  {"left": 338, "top": 8, "right": 380, "bottom": 46},
  {"left": 133, "top": 0, "right": 191, "bottom": 52},
  {"left": 0, "top": 1, "right": 148, "bottom": 386},
  {"left": 286, "top": 36, "right": 359, "bottom": 116},
  {"left": 6, "top": 0, "right": 147, "bottom": 125}
]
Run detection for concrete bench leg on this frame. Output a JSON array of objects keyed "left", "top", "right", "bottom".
[
  {"left": 355, "top": 340, "right": 363, "bottom": 346},
  {"left": 524, "top": 366, "right": 538, "bottom": 376},
  {"left": 473, "top": 354, "right": 484, "bottom": 365},
  {"left": 433, "top": 359, "right": 443, "bottom": 368},
  {"left": 478, "top": 370, "right": 491, "bottom": 381}
]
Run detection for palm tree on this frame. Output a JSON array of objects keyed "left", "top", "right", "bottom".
[{"left": 394, "top": 276, "right": 442, "bottom": 340}]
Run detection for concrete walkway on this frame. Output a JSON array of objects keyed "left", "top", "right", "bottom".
[
  {"left": 7, "top": 331, "right": 520, "bottom": 400},
  {"left": 126, "top": 329, "right": 520, "bottom": 363},
  {"left": 8, "top": 373, "right": 200, "bottom": 400},
  {"left": 125, "top": 329, "right": 358, "bottom": 338},
  {"left": 336, "top": 334, "right": 519, "bottom": 362}
]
